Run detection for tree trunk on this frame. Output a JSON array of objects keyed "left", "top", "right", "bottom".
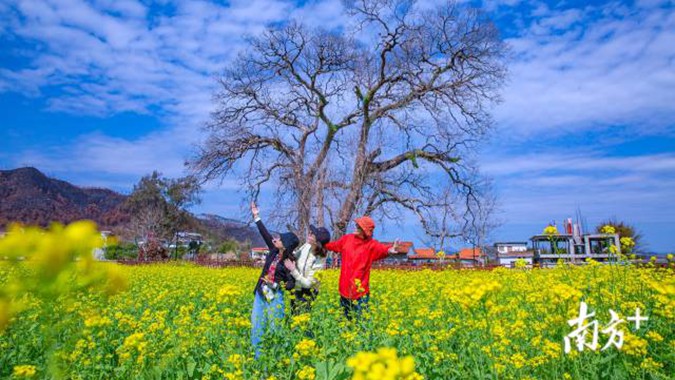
[
  {"left": 335, "top": 120, "right": 371, "bottom": 237},
  {"left": 316, "top": 169, "right": 326, "bottom": 227},
  {"left": 296, "top": 178, "right": 313, "bottom": 237}
]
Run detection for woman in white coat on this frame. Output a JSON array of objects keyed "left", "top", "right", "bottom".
[{"left": 283, "top": 224, "right": 331, "bottom": 315}]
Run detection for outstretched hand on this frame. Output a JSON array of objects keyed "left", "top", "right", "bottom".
[
  {"left": 389, "top": 238, "right": 400, "bottom": 254},
  {"left": 250, "top": 201, "right": 260, "bottom": 219}
]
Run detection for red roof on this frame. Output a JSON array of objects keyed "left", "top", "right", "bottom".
[
  {"left": 457, "top": 247, "right": 484, "bottom": 260},
  {"left": 409, "top": 248, "right": 438, "bottom": 260},
  {"left": 251, "top": 247, "right": 269, "bottom": 252}
]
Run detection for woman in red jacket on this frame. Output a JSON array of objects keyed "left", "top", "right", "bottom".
[{"left": 324, "top": 216, "right": 399, "bottom": 320}]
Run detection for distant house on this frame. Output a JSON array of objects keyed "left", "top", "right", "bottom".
[
  {"left": 250, "top": 247, "right": 269, "bottom": 261},
  {"left": 171, "top": 232, "right": 203, "bottom": 247},
  {"left": 449, "top": 247, "right": 485, "bottom": 267},
  {"left": 494, "top": 242, "right": 532, "bottom": 267},
  {"left": 208, "top": 253, "right": 238, "bottom": 261},
  {"left": 408, "top": 248, "right": 439, "bottom": 264},
  {"left": 167, "top": 232, "right": 203, "bottom": 260},
  {"left": 495, "top": 242, "right": 528, "bottom": 254}
]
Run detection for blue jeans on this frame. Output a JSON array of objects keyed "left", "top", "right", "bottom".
[
  {"left": 251, "top": 290, "right": 285, "bottom": 359},
  {"left": 340, "top": 294, "right": 370, "bottom": 320}
]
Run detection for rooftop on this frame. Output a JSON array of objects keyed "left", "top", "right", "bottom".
[
  {"left": 461, "top": 247, "right": 484, "bottom": 259},
  {"left": 409, "top": 248, "right": 438, "bottom": 260},
  {"left": 450, "top": 248, "right": 485, "bottom": 260}
]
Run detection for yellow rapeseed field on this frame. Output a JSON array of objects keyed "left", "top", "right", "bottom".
[{"left": 1, "top": 223, "right": 674, "bottom": 379}]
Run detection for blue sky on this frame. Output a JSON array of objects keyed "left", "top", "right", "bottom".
[{"left": 1, "top": 0, "right": 673, "bottom": 252}]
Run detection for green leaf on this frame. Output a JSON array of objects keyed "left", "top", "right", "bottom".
[
  {"left": 316, "top": 361, "right": 328, "bottom": 380},
  {"left": 187, "top": 360, "right": 196, "bottom": 378},
  {"left": 407, "top": 152, "right": 419, "bottom": 168},
  {"left": 599, "top": 352, "right": 617, "bottom": 364},
  {"left": 315, "top": 360, "right": 348, "bottom": 380},
  {"left": 328, "top": 361, "right": 347, "bottom": 380}
]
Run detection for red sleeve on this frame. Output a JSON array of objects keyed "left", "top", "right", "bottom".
[
  {"left": 324, "top": 235, "right": 347, "bottom": 254},
  {"left": 371, "top": 239, "right": 392, "bottom": 262}
]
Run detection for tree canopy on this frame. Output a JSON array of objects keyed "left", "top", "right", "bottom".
[
  {"left": 125, "top": 171, "right": 201, "bottom": 242},
  {"left": 190, "top": 0, "right": 507, "bottom": 242}
]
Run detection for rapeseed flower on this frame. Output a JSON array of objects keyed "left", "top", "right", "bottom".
[
  {"left": 543, "top": 225, "right": 558, "bottom": 235},
  {"left": 347, "top": 348, "right": 422, "bottom": 380},
  {"left": 296, "top": 365, "right": 316, "bottom": 380},
  {"left": 291, "top": 313, "right": 310, "bottom": 329},
  {"left": 1, "top": 244, "right": 672, "bottom": 379},
  {"left": 640, "top": 357, "right": 663, "bottom": 371},
  {"left": 294, "top": 339, "right": 317, "bottom": 358},
  {"left": 12, "top": 365, "right": 37, "bottom": 377}
]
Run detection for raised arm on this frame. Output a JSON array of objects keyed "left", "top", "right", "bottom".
[
  {"left": 372, "top": 238, "right": 399, "bottom": 262},
  {"left": 251, "top": 201, "right": 275, "bottom": 250}
]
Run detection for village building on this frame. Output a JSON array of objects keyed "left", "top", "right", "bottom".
[
  {"left": 250, "top": 247, "right": 269, "bottom": 262},
  {"left": 494, "top": 242, "right": 533, "bottom": 267},
  {"left": 530, "top": 232, "right": 621, "bottom": 267},
  {"left": 445, "top": 247, "right": 486, "bottom": 267},
  {"left": 408, "top": 247, "right": 439, "bottom": 264},
  {"left": 495, "top": 242, "right": 528, "bottom": 254}
]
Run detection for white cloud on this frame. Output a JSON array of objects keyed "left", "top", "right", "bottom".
[
  {"left": 6, "top": 0, "right": 670, "bottom": 152},
  {"left": 537, "top": 8, "right": 582, "bottom": 30},
  {"left": 0, "top": 0, "right": 295, "bottom": 119},
  {"left": 495, "top": 1, "right": 675, "bottom": 136},
  {"left": 289, "top": 0, "right": 346, "bottom": 29},
  {"left": 18, "top": 131, "right": 188, "bottom": 177},
  {"left": 1, "top": 0, "right": 299, "bottom": 190},
  {"left": 93, "top": 0, "right": 147, "bottom": 19},
  {"left": 483, "top": 152, "right": 675, "bottom": 176},
  {"left": 482, "top": 151, "right": 675, "bottom": 224}
]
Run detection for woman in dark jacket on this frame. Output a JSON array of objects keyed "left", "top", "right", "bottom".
[{"left": 250, "top": 201, "right": 299, "bottom": 359}]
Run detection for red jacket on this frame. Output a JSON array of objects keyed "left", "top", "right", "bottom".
[{"left": 325, "top": 234, "right": 391, "bottom": 299}]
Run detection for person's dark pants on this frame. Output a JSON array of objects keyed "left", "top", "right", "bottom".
[
  {"left": 340, "top": 294, "right": 370, "bottom": 321},
  {"left": 291, "top": 288, "right": 318, "bottom": 315}
]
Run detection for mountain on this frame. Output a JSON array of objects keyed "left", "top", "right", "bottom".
[
  {"left": 0, "top": 167, "right": 129, "bottom": 228},
  {"left": 0, "top": 167, "right": 266, "bottom": 246},
  {"left": 197, "top": 214, "right": 268, "bottom": 247}
]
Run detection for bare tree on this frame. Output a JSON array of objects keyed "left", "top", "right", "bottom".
[
  {"left": 462, "top": 183, "right": 502, "bottom": 264},
  {"left": 128, "top": 206, "right": 165, "bottom": 243},
  {"left": 190, "top": 0, "right": 507, "bottom": 238},
  {"left": 125, "top": 172, "right": 202, "bottom": 244}
]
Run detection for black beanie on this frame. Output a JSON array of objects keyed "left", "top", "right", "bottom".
[
  {"left": 310, "top": 225, "right": 331, "bottom": 246},
  {"left": 280, "top": 232, "right": 300, "bottom": 253}
]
